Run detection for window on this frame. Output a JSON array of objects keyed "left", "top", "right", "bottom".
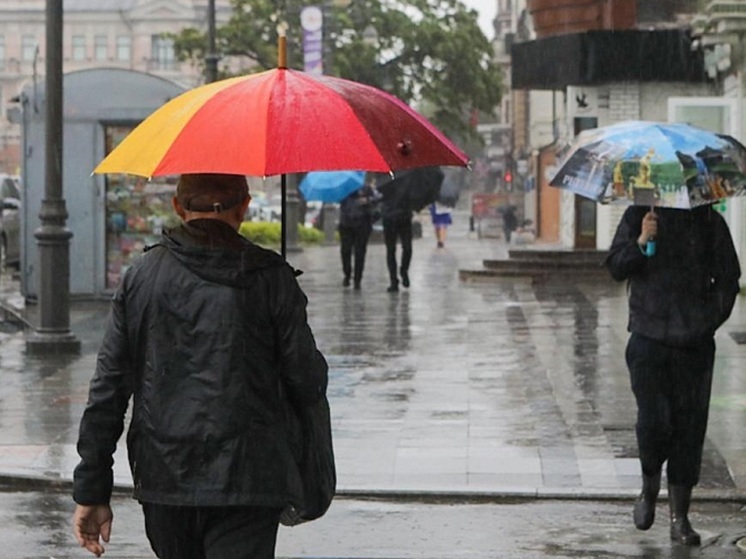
[
  {"left": 0, "top": 35, "right": 5, "bottom": 70},
  {"left": 72, "top": 35, "right": 86, "bottom": 61},
  {"left": 94, "top": 35, "right": 107, "bottom": 61},
  {"left": 151, "top": 35, "right": 175, "bottom": 70},
  {"left": 116, "top": 36, "right": 131, "bottom": 62},
  {"left": 21, "top": 35, "right": 37, "bottom": 62}
]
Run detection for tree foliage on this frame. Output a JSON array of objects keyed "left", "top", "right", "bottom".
[{"left": 172, "top": 0, "right": 502, "bottom": 142}]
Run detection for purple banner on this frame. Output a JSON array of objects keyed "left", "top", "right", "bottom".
[{"left": 301, "top": 6, "right": 324, "bottom": 75}]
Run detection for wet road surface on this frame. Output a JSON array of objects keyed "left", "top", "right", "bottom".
[{"left": 1, "top": 485, "right": 745, "bottom": 558}]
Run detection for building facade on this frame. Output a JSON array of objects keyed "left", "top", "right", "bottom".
[
  {"left": 508, "top": 0, "right": 746, "bottom": 262},
  {"left": 0, "top": 0, "right": 234, "bottom": 174}
]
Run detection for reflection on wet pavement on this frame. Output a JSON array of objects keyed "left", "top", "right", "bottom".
[{"left": 0, "top": 210, "right": 744, "bottom": 499}]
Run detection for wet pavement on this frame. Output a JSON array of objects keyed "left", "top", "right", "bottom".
[
  {"left": 2, "top": 485, "right": 746, "bottom": 558},
  {"left": 1, "top": 209, "right": 746, "bottom": 557}
]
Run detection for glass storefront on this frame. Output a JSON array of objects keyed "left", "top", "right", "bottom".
[{"left": 103, "top": 125, "right": 180, "bottom": 288}]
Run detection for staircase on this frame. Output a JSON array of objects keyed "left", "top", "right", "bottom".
[{"left": 459, "top": 248, "right": 610, "bottom": 281}]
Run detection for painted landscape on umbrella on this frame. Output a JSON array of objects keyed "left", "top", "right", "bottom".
[{"left": 553, "top": 128, "right": 746, "bottom": 209}]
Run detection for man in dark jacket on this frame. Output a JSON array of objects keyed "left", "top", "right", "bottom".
[
  {"left": 380, "top": 181, "right": 413, "bottom": 293},
  {"left": 338, "top": 181, "right": 379, "bottom": 289},
  {"left": 606, "top": 205, "right": 740, "bottom": 546},
  {"left": 72, "top": 173, "right": 328, "bottom": 558}
]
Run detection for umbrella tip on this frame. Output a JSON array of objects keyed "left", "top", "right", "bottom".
[{"left": 277, "top": 23, "right": 288, "bottom": 69}]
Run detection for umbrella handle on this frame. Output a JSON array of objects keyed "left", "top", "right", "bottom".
[{"left": 645, "top": 205, "right": 656, "bottom": 256}]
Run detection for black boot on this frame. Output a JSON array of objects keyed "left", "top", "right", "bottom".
[
  {"left": 669, "top": 485, "right": 701, "bottom": 546},
  {"left": 633, "top": 471, "right": 660, "bottom": 530}
]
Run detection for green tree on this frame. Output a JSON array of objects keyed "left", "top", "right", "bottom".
[{"left": 172, "top": 0, "right": 502, "bottom": 143}]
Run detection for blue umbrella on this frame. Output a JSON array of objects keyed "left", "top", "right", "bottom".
[{"left": 300, "top": 171, "right": 366, "bottom": 203}]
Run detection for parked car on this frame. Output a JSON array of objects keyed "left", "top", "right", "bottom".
[{"left": 0, "top": 174, "right": 20, "bottom": 269}]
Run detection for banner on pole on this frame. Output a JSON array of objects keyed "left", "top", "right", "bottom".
[{"left": 301, "top": 6, "right": 324, "bottom": 75}]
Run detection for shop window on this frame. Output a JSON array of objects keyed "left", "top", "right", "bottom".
[{"left": 103, "top": 125, "right": 180, "bottom": 289}]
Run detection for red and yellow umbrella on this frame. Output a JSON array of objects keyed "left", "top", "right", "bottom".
[
  {"left": 95, "top": 36, "right": 469, "bottom": 255},
  {"left": 95, "top": 65, "right": 468, "bottom": 177}
]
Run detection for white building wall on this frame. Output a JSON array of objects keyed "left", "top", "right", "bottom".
[{"left": 593, "top": 82, "right": 641, "bottom": 249}]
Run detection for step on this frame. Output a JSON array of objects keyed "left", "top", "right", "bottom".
[
  {"left": 507, "top": 248, "right": 608, "bottom": 264},
  {"left": 482, "top": 258, "right": 607, "bottom": 272}
]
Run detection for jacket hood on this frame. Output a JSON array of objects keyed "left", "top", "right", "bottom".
[{"left": 154, "top": 219, "right": 289, "bottom": 288}]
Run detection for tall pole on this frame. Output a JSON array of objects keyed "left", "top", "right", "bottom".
[
  {"left": 205, "top": 0, "right": 218, "bottom": 83},
  {"left": 27, "top": 0, "right": 80, "bottom": 353}
]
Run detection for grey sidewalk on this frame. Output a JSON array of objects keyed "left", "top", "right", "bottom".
[{"left": 1, "top": 210, "right": 746, "bottom": 502}]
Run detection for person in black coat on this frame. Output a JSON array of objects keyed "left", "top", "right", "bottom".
[
  {"left": 380, "top": 180, "right": 413, "bottom": 292},
  {"left": 72, "top": 174, "right": 328, "bottom": 558},
  {"left": 338, "top": 182, "right": 379, "bottom": 289},
  {"left": 605, "top": 204, "right": 740, "bottom": 546}
]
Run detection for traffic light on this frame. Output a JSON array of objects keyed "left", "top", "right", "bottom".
[{"left": 504, "top": 171, "right": 513, "bottom": 184}]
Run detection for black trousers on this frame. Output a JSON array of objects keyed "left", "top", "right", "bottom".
[
  {"left": 382, "top": 218, "right": 412, "bottom": 286},
  {"left": 142, "top": 503, "right": 282, "bottom": 559},
  {"left": 339, "top": 224, "right": 371, "bottom": 283},
  {"left": 625, "top": 333, "right": 715, "bottom": 487}
]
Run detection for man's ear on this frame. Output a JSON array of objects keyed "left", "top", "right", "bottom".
[{"left": 172, "top": 196, "right": 187, "bottom": 220}]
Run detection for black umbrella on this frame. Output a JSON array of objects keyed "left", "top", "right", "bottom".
[
  {"left": 377, "top": 167, "right": 444, "bottom": 212},
  {"left": 437, "top": 170, "right": 461, "bottom": 207}
]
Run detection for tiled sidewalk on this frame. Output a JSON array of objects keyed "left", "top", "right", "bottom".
[{"left": 1, "top": 210, "right": 745, "bottom": 501}]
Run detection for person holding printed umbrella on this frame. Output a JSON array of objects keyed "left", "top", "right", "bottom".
[{"left": 605, "top": 204, "right": 740, "bottom": 546}]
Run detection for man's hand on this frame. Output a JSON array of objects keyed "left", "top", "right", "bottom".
[
  {"left": 637, "top": 210, "right": 658, "bottom": 246},
  {"left": 73, "top": 504, "right": 113, "bottom": 557}
]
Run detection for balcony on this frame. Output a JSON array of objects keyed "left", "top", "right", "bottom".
[{"left": 511, "top": 29, "right": 706, "bottom": 90}]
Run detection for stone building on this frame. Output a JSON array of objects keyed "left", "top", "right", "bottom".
[{"left": 0, "top": 0, "right": 233, "bottom": 174}]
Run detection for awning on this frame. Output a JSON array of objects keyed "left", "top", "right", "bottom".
[{"left": 511, "top": 29, "right": 706, "bottom": 90}]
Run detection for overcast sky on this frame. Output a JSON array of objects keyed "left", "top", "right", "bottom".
[{"left": 461, "top": 0, "right": 497, "bottom": 39}]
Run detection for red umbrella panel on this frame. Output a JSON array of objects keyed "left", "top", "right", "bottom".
[
  {"left": 95, "top": 69, "right": 469, "bottom": 177},
  {"left": 95, "top": 66, "right": 470, "bottom": 257}
]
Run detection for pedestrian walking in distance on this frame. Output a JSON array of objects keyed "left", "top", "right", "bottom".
[
  {"left": 380, "top": 183, "right": 413, "bottom": 293},
  {"left": 605, "top": 205, "right": 740, "bottom": 546},
  {"left": 338, "top": 180, "right": 379, "bottom": 289},
  {"left": 429, "top": 201, "right": 452, "bottom": 248},
  {"left": 72, "top": 173, "right": 329, "bottom": 558}
]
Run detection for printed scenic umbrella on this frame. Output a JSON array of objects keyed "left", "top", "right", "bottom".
[
  {"left": 550, "top": 120, "right": 746, "bottom": 210},
  {"left": 94, "top": 35, "right": 469, "bottom": 256}
]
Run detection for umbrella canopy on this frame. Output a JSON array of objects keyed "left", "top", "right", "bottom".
[
  {"left": 94, "top": 69, "right": 468, "bottom": 178},
  {"left": 299, "top": 171, "right": 365, "bottom": 203},
  {"left": 550, "top": 120, "right": 746, "bottom": 209},
  {"left": 437, "top": 170, "right": 461, "bottom": 208},
  {"left": 377, "top": 166, "right": 444, "bottom": 213},
  {"left": 94, "top": 35, "right": 468, "bottom": 258}
]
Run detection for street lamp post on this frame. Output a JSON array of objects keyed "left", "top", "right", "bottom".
[
  {"left": 205, "top": 0, "right": 219, "bottom": 83},
  {"left": 26, "top": 0, "right": 80, "bottom": 354}
]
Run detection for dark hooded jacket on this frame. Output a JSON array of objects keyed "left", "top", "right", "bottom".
[
  {"left": 605, "top": 205, "right": 740, "bottom": 346},
  {"left": 73, "top": 219, "right": 328, "bottom": 508}
]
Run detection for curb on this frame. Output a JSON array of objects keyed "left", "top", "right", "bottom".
[{"left": 3, "top": 470, "right": 746, "bottom": 505}]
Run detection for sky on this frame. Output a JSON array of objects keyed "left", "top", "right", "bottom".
[{"left": 461, "top": 0, "right": 497, "bottom": 39}]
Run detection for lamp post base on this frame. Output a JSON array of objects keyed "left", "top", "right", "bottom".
[{"left": 26, "top": 331, "right": 81, "bottom": 355}]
